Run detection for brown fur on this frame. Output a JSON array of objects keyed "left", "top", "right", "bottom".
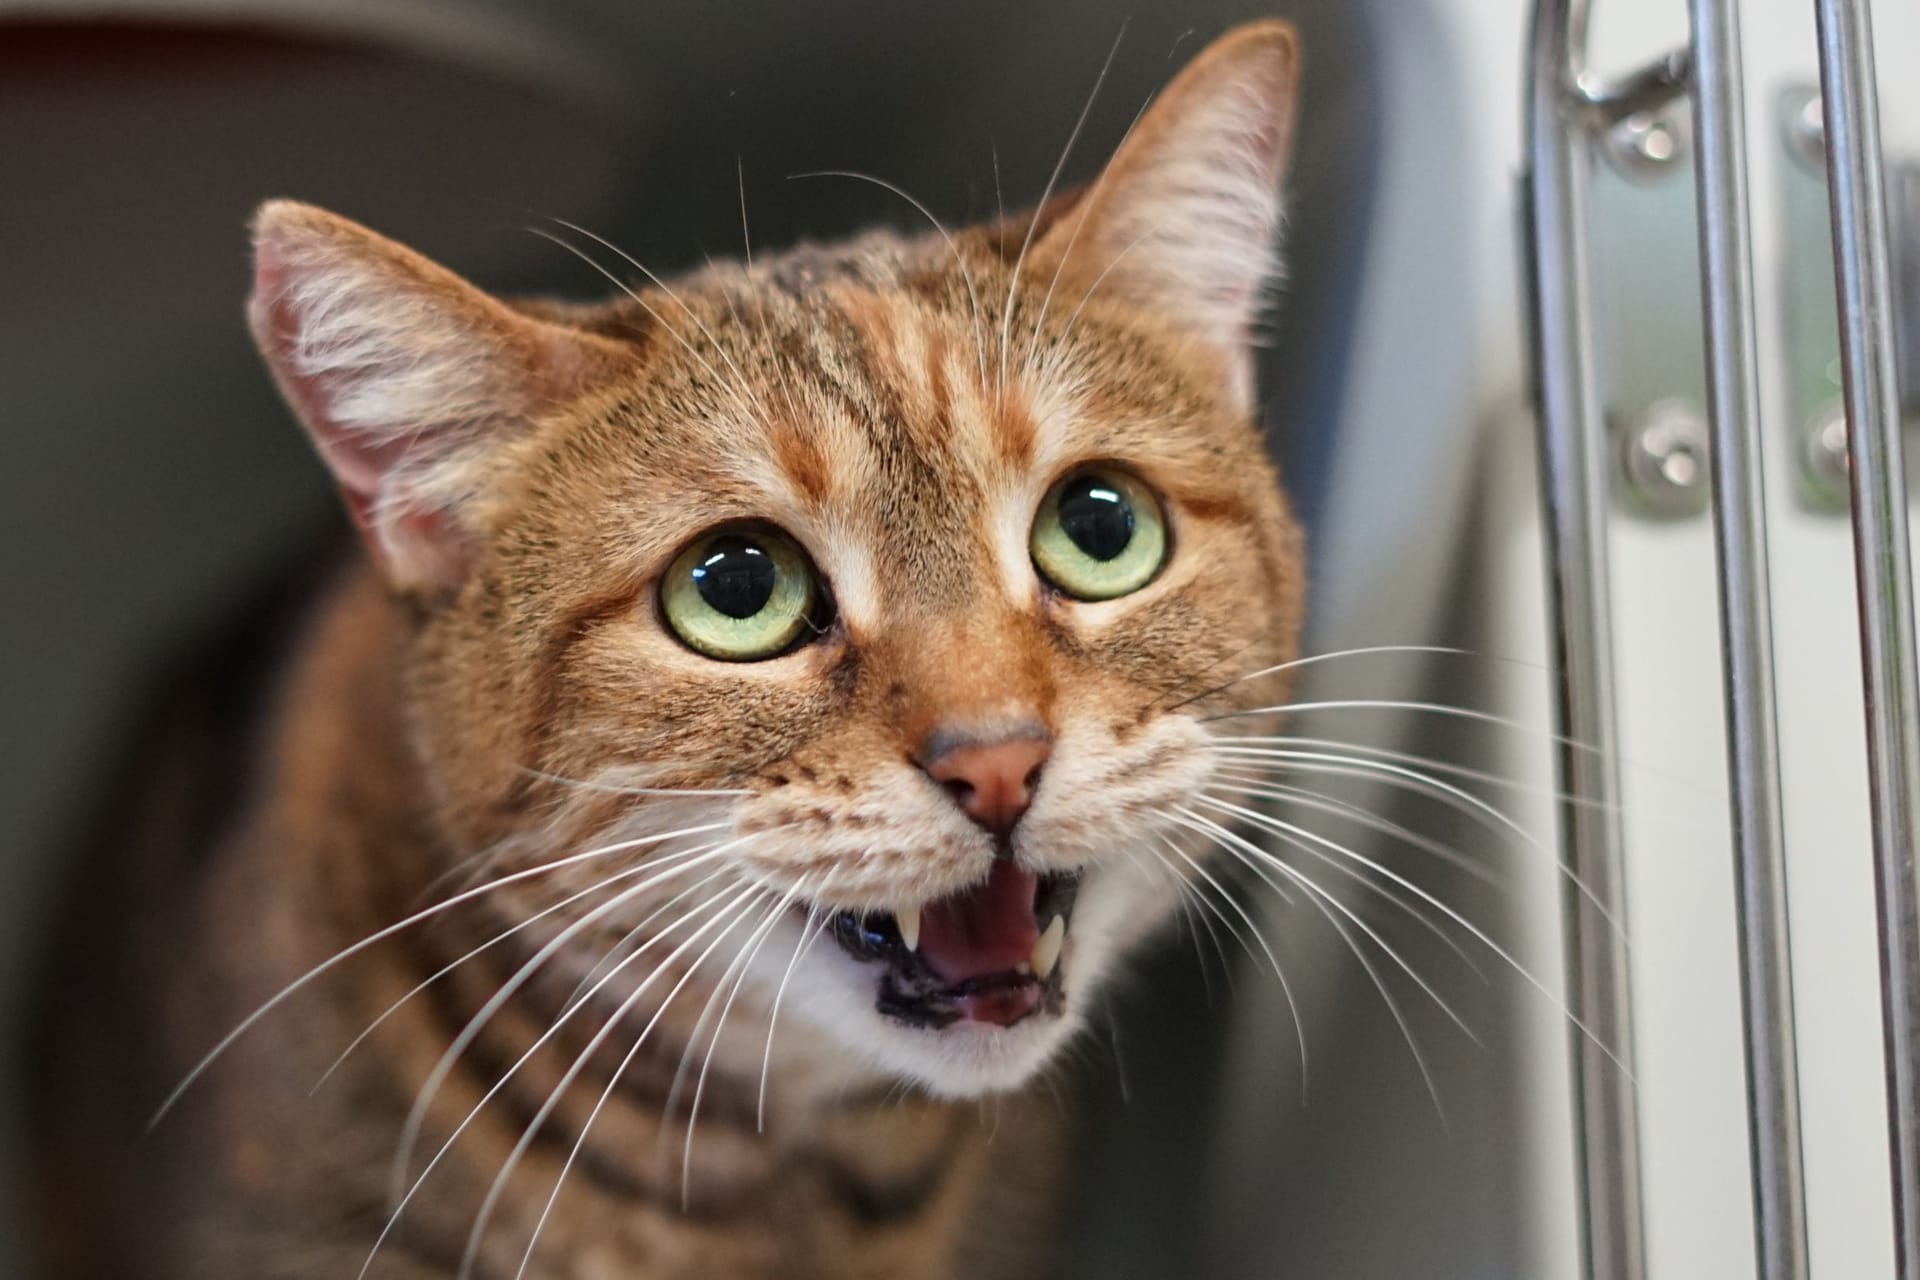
[{"left": 32, "top": 21, "right": 1305, "bottom": 1279}]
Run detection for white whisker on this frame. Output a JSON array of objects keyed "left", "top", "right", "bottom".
[
  {"left": 758, "top": 905, "right": 829, "bottom": 1131},
  {"left": 386, "top": 839, "right": 752, "bottom": 1204},
  {"left": 1206, "top": 745, "right": 1619, "bottom": 930},
  {"left": 149, "top": 820, "right": 729, "bottom": 1129},
  {"left": 1201, "top": 778, "right": 1492, "bottom": 981},
  {"left": 680, "top": 878, "right": 811, "bottom": 1199},
  {"left": 545, "top": 217, "right": 774, "bottom": 428},
  {"left": 1207, "top": 769, "right": 1506, "bottom": 891},
  {"left": 497, "top": 886, "right": 774, "bottom": 1280},
  {"left": 1191, "top": 796, "right": 1629, "bottom": 1078},
  {"left": 309, "top": 845, "right": 727, "bottom": 1093},
  {"left": 999, "top": 23, "right": 1128, "bottom": 392},
  {"left": 787, "top": 170, "right": 989, "bottom": 385},
  {"left": 527, "top": 227, "right": 764, "bottom": 430},
  {"left": 1156, "top": 834, "right": 1307, "bottom": 1091}
]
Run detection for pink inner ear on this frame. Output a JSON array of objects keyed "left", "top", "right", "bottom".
[
  {"left": 250, "top": 253, "right": 399, "bottom": 509},
  {"left": 246, "top": 218, "right": 524, "bottom": 594}
]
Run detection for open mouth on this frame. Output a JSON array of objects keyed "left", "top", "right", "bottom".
[{"left": 827, "top": 862, "right": 1082, "bottom": 1030}]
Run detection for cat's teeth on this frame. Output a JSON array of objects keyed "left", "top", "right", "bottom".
[
  {"left": 897, "top": 905, "right": 921, "bottom": 952},
  {"left": 1030, "top": 915, "right": 1066, "bottom": 981}
]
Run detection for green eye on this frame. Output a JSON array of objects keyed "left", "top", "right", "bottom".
[
  {"left": 661, "top": 528, "right": 823, "bottom": 660},
  {"left": 1030, "top": 467, "right": 1168, "bottom": 600}
]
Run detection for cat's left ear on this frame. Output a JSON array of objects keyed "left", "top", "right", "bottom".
[
  {"left": 1030, "top": 20, "right": 1300, "bottom": 412},
  {"left": 248, "top": 201, "right": 627, "bottom": 595}
]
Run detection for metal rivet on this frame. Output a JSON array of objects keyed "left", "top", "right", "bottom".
[
  {"left": 1619, "top": 400, "right": 1711, "bottom": 517},
  {"left": 1802, "top": 402, "right": 1851, "bottom": 505},
  {"left": 1787, "top": 88, "right": 1827, "bottom": 173},
  {"left": 1604, "top": 108, "right": 1689, "bottom": 179}
]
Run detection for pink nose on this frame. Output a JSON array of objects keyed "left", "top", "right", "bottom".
[{"left": 921, "top": 735, "right": 1052, "bottom": 839}]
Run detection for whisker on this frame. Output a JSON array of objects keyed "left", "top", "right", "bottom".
[
  {"left": 1127, "top": 845, "right": 1231, "bottom": 1001},
  {"left": 388, "top": 830, "right": 776, "bottom": 1201},
  {"left": 680, "top": 878, "right": 812, "bottom": 1200},
  {"left": 362, "top": 880, "right": 756, "bottom": 1280},
  {"left": 1205, "top": 745, "right": 1619, "bottom": 930},
  {"left": 736, "top": 156, "right": 755, "bottom": 268},
  {"left": 1202, "top": 697, "right": 1608, "bottom": 764},
  {"left": 1212, "top": 733, "right": 1647, "bottom": 814},
  {"left": 309, "top": 844, "right": 731, "bottom": 1093},
  {"left": 787, "top": 170, "right": 989, "bottom": 386},
  {"left": 1207, "top": 769, "right": 1507, "bottom": 891},
  {"left": 1192, "top": 796, "right": 1630, "bottom": 1077},
  {"left": 758, "top": 905, "right": 830, "bottom": 1131},
  {"left": 1175, "top": 809, "right": 1474, "bottom": 1051},
  {"left": 1161, "top": 644, "right": 1483, "bottom": 714},
  {"left": 380, "top": 852, "right": 733, "bottom": 1205},
  {"left": 556, "top": 863, "right": 739, "bottom": 1019},
  {"left": 1025, "top": 80, "right": 1158, "bottom": 359},
  {"left": 526, "top": 227, "right": 764, "bottom": 430},
  {"left": 149, "top": 820, "right": 729, "bottom": 1129},
  {"left": 544, "top": 217, "right": 774, "bottom": 426},
  {"left": 495, "top": 886, "right": 774, "bottom": 1280},
  {"left": 382, "top": 836, "right": 779, "bottom": 1197},
  {"left": 999, "top": 22, "right": 1128, "bottom": 393},
  {"left": 1153, "top": 834, "right": 1307, "bottom": 1093},
  {"left": 1198, "top": 782, "right": 1482, "bottom": 982},
  {"left": 1176, "top": 807, "right": 1477, "bottom": 1040},
  {"left": 1170, "top": 809, "right": 1455, "bottom": 1124}
]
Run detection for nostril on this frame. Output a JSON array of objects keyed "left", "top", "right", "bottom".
[{"left": 917, "top": 729, "right": 1052, "bottom": 837}]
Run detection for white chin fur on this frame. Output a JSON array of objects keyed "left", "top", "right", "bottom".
[{"left": 758, "top": 859, "right": 1174, "bottom": 1099}]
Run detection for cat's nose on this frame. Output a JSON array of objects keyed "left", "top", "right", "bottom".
[{"left": 919, "top": 731, "right": 1052, "bottom": 842}]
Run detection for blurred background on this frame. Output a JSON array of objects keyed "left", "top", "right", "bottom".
[{"left": 9, "top": 1, "right": 1911, "bottom": 1277}]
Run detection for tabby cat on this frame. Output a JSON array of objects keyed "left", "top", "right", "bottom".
[{"left": 32, "top": 20, "right": 1306, "bottom": 1279}]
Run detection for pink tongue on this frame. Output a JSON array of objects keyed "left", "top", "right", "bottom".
[{"left": 917, "top": 861, "right": 1041, "bottom": 985}]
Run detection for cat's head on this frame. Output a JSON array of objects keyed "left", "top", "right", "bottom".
[{"left": 249, "top": 22, "right": 1305, "bottom": 1098}]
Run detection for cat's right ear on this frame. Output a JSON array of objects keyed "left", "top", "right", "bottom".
[{"left": 247, "top": 201, "right": 625, "bottom": 596}]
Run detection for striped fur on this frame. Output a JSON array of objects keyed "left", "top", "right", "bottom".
[{"left": 32, "top": 21, "right": 1304, "bottom": 1278}]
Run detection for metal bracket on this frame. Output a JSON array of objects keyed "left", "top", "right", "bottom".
[
  {"left": 1586, "top": 65, "right": 1715, "bottom": 520},
  {"left": 1779, "top": 83, "right": 1920, "bottom": 511}
]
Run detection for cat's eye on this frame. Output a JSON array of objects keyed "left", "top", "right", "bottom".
[
  {"left": 660, "top": 528, "right": 824, "bottom": 661},
  {"left": 1030, "top": 466, "right": 1169, "bottom": 601}
]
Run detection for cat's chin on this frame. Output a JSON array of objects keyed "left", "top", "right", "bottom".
[{"left": 869, "top": 1010, "right": 1086, "bottom": 1098}]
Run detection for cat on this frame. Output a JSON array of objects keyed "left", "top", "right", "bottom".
[{"left": 30, "top": 20, "right": 1306, "bottom": 1279}]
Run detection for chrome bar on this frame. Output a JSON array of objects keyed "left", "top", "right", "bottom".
[
  {"left": 1525, "top": 4, "right": 1647, "bottom": 1278},
  {"left": 1685, "top": 1, "right": 1811, "bottom": 1277},
  {"left": 1814, "top": 0, "right": 1920, "bottom": 1275}
]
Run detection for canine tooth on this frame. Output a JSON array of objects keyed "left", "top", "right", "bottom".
[
  {"left": 1031, "top": 915, "right": 1065, "bottom": 980},
  {"left": 897, "top": 905, "right": 921, "bottom": 952}
]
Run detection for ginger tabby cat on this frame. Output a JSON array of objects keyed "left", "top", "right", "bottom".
[{"left": 32, "top": 21, "right": 1307, "bottom": 1279}]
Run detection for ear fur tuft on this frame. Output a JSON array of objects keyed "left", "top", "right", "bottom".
[
  {"left": 1031, "top": 20, "right": 1301, "bottom": 408},
  {"left": 247, "top": 200, "right": 621, "bottom": 593}
]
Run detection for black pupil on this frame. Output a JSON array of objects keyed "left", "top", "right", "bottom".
[
  {"left": 1057, "top": 475, "right": 1135, "bottom": 561},
  {"left": 691, "top": 536, "right": 778, "bottom": 619}
]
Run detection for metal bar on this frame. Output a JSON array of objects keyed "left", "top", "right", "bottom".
[
  {"left": 1525, "top": 4, "right": 1647, "bottom": 1278},
  {"left": 1813, "top": 1, "right": 1920, "bottom": 1275},
  {"left": 1685, "top": 2, "right": 1812, "bottom": 1278}
]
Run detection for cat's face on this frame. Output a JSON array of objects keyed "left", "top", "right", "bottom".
[{"left": 250, "top": 21, "right": 1304, "bottom": 1098}]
